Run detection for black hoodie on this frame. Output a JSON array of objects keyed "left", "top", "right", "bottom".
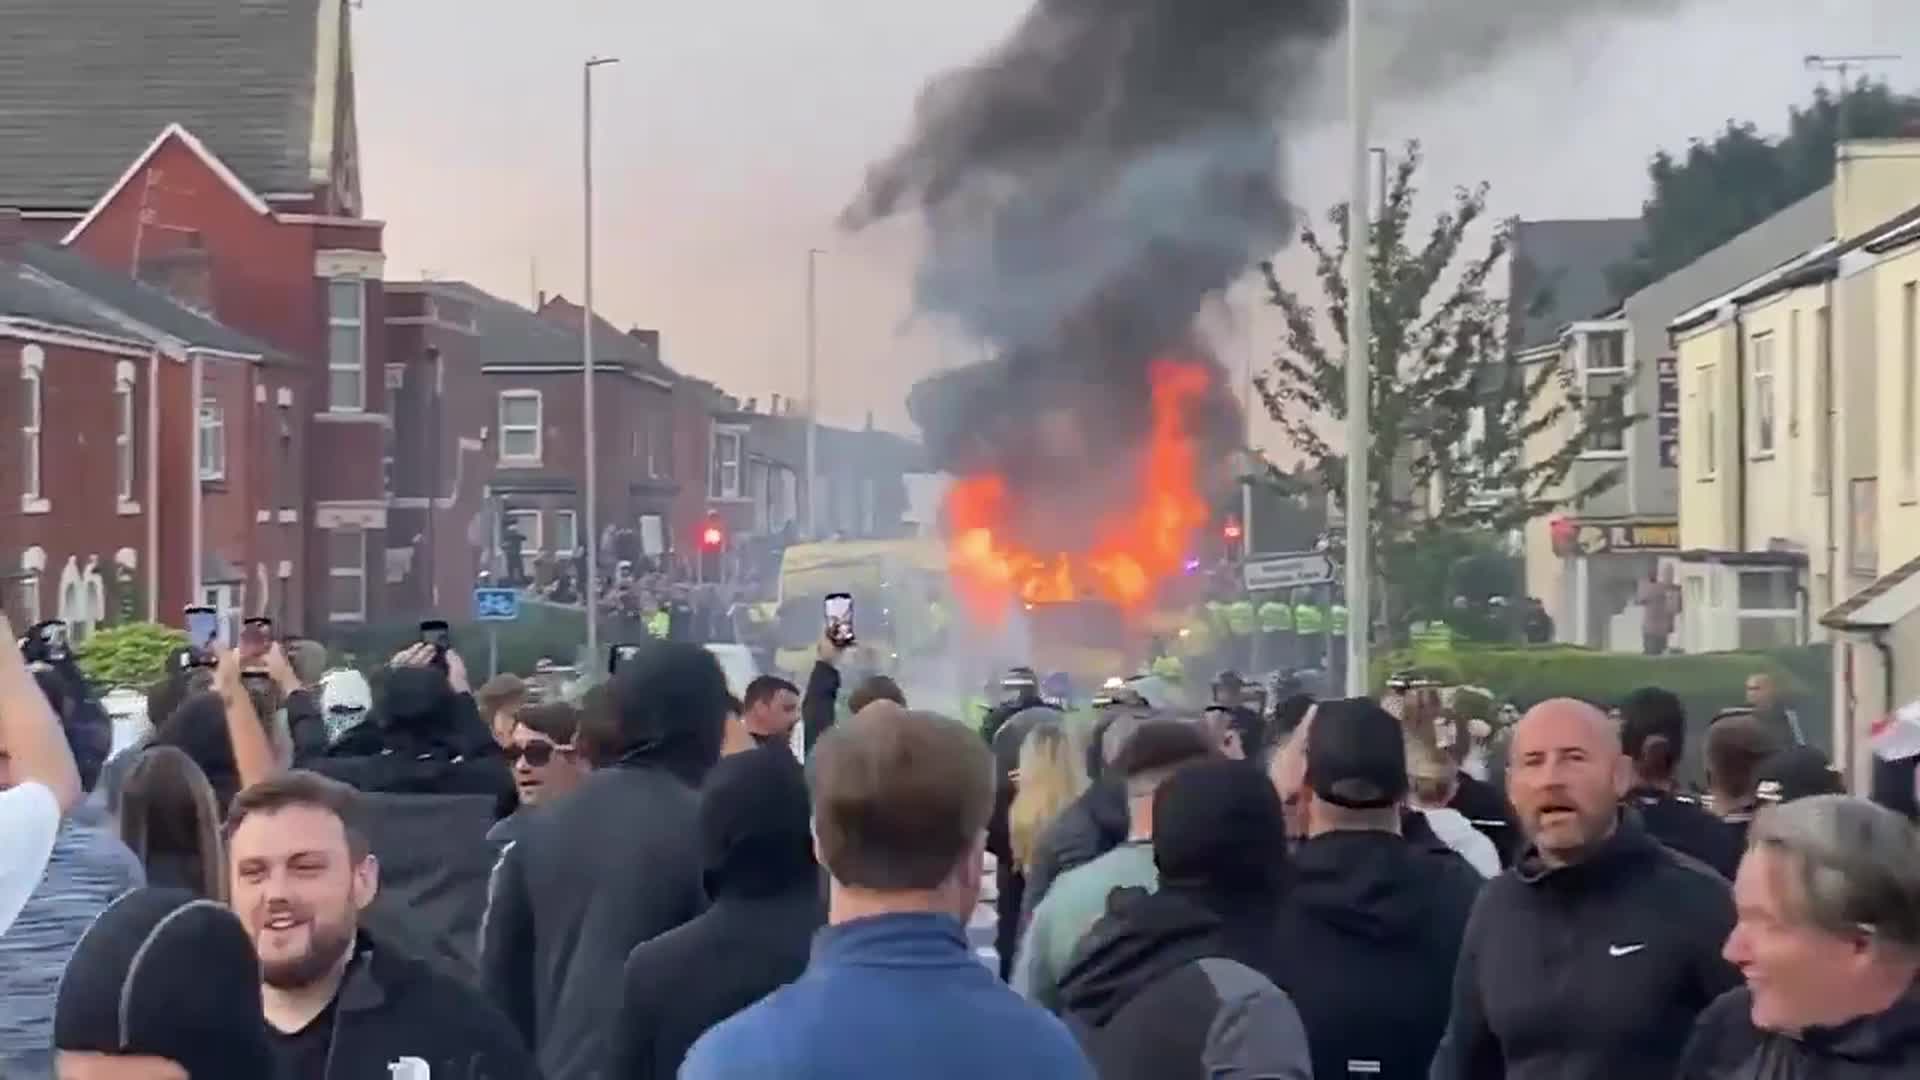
[
  {"left": 1272, "top": 828, "right": 1482, "bottom": 1080},
  {"left": 480, "top": 641, "right": 728, "bottom": 1080},
  {"left": 614, "top": 743, "right": 825, "bottom": 1080},
  {"left": 1057, "top": 760, "right": 1310, "bottom": 1080},
  {"left": 1430, "top": 811, "right": 1739, "bottom": 1080},
  {"left": 1678, "top": 980, "right": 1920, "bottom": 1079}
]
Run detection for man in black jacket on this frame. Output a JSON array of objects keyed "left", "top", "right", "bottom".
[
  {"left": 1270, "top": 698, "right": 1482, "bottom": 1079},
  {"left": 615, "top": 742, "right": 826, "bottom": 1078},
  {"left": 1678, "top": 795, "right": 1920, "bottom": 1079},
  {"left": 481, "top": 640, "right": 727, "bottom": 1080},
  {"left": 1431, "top": 698, "right": 1739, "bottom": 1080},
  {"left": 224, "top": 771, "right": 538, "bottom": 1079},
  {"left": 1621, "top": 686, "right": 1742, "bottom": 878}
]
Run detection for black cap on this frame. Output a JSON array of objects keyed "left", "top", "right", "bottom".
[
  {"left": 55, "top": 888, "right": 271, "bottom": 1080},
  {"left": 1306, "top": 697, "right": 1408, "bottom": 809},
  {"left": 1756, "top": 745, "right": 1845, "bottom": 805}
]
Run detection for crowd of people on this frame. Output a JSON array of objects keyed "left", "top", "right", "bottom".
[{"left": 3, "top": 606, "right": 1920, "bottom": 1078}]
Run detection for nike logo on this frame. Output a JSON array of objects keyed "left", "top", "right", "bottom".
[{"left": 1609, "top": 943, "right": 1646, "bottom": 957}]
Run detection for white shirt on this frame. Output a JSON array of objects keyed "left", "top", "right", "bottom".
[
  {"left": 1417, "top": 805, "right": 1501, "bottom": 879},
  {"left": 0, "top": 783, "right": 61, "bottom": 935}
]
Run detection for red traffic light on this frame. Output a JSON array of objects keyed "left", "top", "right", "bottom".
[
  {"left": 700, "top": 524, "right": 724, "bottom": 550},
  {"left": 1222, "top": 519, "right": 1243, "bottom": 542}
]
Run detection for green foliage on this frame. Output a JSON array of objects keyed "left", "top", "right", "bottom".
[
  {"left": 317, "top": 600, "right": 589, "bottom": 683},
  {"left": 1258, "top": 143, "right": 1636, "bottom": 624},
  {"left": 75, "top": 622, "right": 188, "bottom": 690},
  {"left": 1372, "top": 644, "right": 1833, "bottom": 776},
  {"left": 1612, "top": 79, "right": 1920, "bottom": 295}
]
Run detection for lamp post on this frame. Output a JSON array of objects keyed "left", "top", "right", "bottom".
[
  {"left": 805, "top": 247, "right": 825, "bottom": 539},
  {"left": 1343, "top": 1, "right": 1374, "bottom": 696},
  {"left": 582, "top": 55, "right": 619, "bottom": 665}
]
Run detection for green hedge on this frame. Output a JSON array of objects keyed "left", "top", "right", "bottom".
[
  {"left": 75, "top": 622, "right": 188, "bottom": 690},
  {"left": 317, "top": 600, "right": 590, "bottom": 682},
  {"left": 1371, "top": 644, "right": 1833, "bottom": 776}
]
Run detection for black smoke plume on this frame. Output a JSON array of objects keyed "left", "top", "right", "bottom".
[{"left": 847, "top": 0, "right": 1344, "bottom": 543}]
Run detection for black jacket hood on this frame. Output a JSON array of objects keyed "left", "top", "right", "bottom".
[
  {"left": 602, "top": 641, "right": 728, "bottom": 787},
  {"left": 1290, "top": 829, "right": 1455, "bottom": 944},
  {"left": 1058, "top": 886, "right": 1225, "bottom": 1028},
  {"left": 700, "top": 743, "right": 817, "bottom": 899}
]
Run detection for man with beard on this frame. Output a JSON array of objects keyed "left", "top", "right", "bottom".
[
  {"left": 224, "top": 770, "right": 537, "bottom": 1079},
  {"left": 1430, "top": 699, "right": 1739, "bottom": 1080}
]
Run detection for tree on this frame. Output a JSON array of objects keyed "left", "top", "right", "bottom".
[
  {"left": 1611, "top": 79, "right": 1920, "bottom": 295},
  {"left": 1256, "top": 142, "right": 1636, "bottom": 634}
]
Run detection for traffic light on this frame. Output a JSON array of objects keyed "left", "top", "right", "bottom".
[
  {"left": 1222, "top": 518, "right": 1243, "bottom": 543},
  {"left": 700, "top": 522, "right": 724, "bottom": 551}
]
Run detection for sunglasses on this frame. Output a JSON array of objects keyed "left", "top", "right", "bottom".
[{"left": 504, "top": 741, "right": 572, "bottom": 768}]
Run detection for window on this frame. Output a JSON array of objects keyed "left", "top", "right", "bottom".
[
  {"left": 1851, "top": 479, "right": 1878, "bottom": 577},
  {"left": 1582, "top": 374, "right": 1627, "bottom": 455},
  {"left": 326, "top": 527, "right": 367, "bottom": 621},
  {"left": 1736, "top": 569, "right": 1801, "bottom": 650},
  {"left": 501, "top": 509, "right": 542, "bottom": 553},
  {"left": 1904, "top": 283, "right": 1918, "bottom": 495},
  {"left": 709, "top": 427, "right": 743, "bottom": 499},
  {"left": 1585, "top": 330, "right": 1627, "bottom": 373},
  {"left": 646, "top": 425, "right": 661, "bottom": 478},
  {"left": 1814, "top": 306, "right": 1831, "bottom": 494},
  {"left": 21, "top": 347, "right": 43, "bottom": 504},
  {"left": 551, "top": 509, "right": 578, "bottom": 554},
  {"left": 1698, "top": 364, "right": 1718, "bottom": 478},
  {"left": 1787, "top": 310, "right": 1801, "bottom": 439},
  {"left": 198, "top": 398, "right": 225, "bottom": 482},
  {"left": 115, "top": 371, "right": 135, "bottom": 502},
  {"left": 327, "top": 279, "right": 365, "bottom": 412},
  {"left": 1750, "top": 331, "right": 1776, "bottom": 457},
  {"left": 498, "top": 391, "right": 542, "bottom": 464}
]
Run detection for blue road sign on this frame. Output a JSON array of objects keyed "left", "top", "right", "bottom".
[{"left": 473, "top": 587, "right": 522, "bottom": 622}]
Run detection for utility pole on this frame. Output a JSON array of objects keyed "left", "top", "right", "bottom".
[
  {"left": 805, "top": 248, "right": 825, "bottom": 539},
  {"left": 582, "top": 56, "right": 619, "bottom": 666},
  {"left": 1344, "top": 1, "right": 1374, "bottom": 696}
]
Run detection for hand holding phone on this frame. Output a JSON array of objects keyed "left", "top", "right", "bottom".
[
  {"left": 824, "top": 593, "right": 856, "bottom": 649},
  {"left": 183, "top": 606, "right": 220, "bottom": 661}
]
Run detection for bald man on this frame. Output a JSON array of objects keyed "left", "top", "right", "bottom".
[{"left": 1430, "top": 699, "right": 1738, "bottom": 1080}]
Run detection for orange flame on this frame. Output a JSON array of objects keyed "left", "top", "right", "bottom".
[{"left": 947, "top": 357, "right": 1213, "bottom": 623}]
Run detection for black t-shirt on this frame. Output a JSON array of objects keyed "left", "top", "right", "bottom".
[{"left": 268, "top": 995, "right": 338, "bottom": 1080}]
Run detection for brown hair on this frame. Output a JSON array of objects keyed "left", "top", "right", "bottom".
[
  {"left": 224, "top": 770, "right": 371, "bottom": 861},
  {"left": 515, "top": 700, "right": 582, "bottom": 745},
  {"left": 808, "top": 708, "right": 994, "bottom": 891},
  {"left": 848, "top": 675, "right": 907, "bottom": 715},
  {"left": 119, "top": 745, "right": 226, "bottom": 901},
  {"left": 476, "top": 674, "right": 529, "bottom": 724},
  {"left": 1706, "top": 715, "right": 1782, "bottom": 805}
]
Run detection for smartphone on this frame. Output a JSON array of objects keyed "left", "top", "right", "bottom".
[
  {"left": 824, "top": 592, "right": 856, "bottom": 648},
  {"left": 183, "top": 605, "right": 221, "bottom": 653},
  {"left": 241, "top": 617, "right": 273, "bottom": 657},
  {"left": 240, "top": 670, "right": 275, "bottom": 698},
  {"left": 419, "top": 619, "right": 452, "bottom": 652},
  {"left": 609, "top": 642, "right": 644, "bottom": 675}
]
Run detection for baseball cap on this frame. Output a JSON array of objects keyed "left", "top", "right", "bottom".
[
  {"left": 1306, "top": 697, "right": 1409, "bottom": 809},
  {"left": 1756, "top": 745, "right": 1845, "bottom": 805}
]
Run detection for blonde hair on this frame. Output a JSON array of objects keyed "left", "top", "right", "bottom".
[{"left": 1009, "top": 723, "right": 1087, "bottom": 872}]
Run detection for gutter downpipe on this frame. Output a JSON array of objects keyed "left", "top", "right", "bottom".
[
  {"left": 190, "top": 350, "right": 204, "bottom": 608},
  {"left": 146, "top": 346, "right": 161, "bottom": 622},
  {"left": 1824, "top": 279, "right": 1838, "bottom": 609},
  {"left": 1732, "top": 305, "right": 1749, "bottom": 552},
  {"left": 1870, "top": 626, "right": 1895, "bottom": 788}
]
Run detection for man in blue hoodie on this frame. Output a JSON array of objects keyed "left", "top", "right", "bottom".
[{"left": 682, "top": 704, "right": 1093, "bottom": 1079}]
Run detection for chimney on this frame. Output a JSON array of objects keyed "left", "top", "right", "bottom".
[
  {"left": 745, "top": 397, "right": 759, "bottom": 413},
  {"left": 137, "top": 230, "right": 214, "bottom": 313},
  {"left": 0, "top": 208, "right": 24, "bottom": 260},
  {"left": 770, "top": 393, "right": 782, "bottom": 414},
  {"left": 865, "top": 409, "right": 875, "bottom": 431},
  {"left": 537, "top": 289, "right": 547, "bottom": 309}
]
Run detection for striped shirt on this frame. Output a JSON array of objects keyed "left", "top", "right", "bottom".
[{"left": 0, "top": 804, "right": 144, "bottom": 1077}]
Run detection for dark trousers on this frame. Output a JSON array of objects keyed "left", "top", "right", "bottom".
[{"left": 995, "top": 867, "right": 1025, "bottom": 981}]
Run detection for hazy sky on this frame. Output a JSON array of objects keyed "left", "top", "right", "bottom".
[{"left": 354, "top": 0, "right": 1920, "bottom": 447}]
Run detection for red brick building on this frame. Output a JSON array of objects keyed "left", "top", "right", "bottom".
[{"left": 0, "top": 0, "right": 394, "bottom": 635}]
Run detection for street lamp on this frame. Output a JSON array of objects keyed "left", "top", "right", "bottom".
[
  {"left": 582, "top": 55, "right": 619, "bottom": 666},
  {"left": 1344, "top": 1, "right": 1374, "bottom": 696},
  {"left": 805, "top": 247, "right": 825, "bottom": 539}
]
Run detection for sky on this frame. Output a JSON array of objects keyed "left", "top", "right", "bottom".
[{"left": 353, "top": 0, "right": 1920, "bottom": 449}]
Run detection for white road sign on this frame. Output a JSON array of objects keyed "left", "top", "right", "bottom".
[{"left": 1244, "top": 551, "right": 1337, "bottom": 592}]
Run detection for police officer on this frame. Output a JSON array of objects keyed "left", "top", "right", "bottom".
[
  {"left": 1257, "top": 594, "right": 1294, "bottom": 673},
  {"left": 1224, "top": 595, "right": 1257, "bottom": 674},
  {"left": 1294, "top": 590, "right": 1326, "bottom": 669}
]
